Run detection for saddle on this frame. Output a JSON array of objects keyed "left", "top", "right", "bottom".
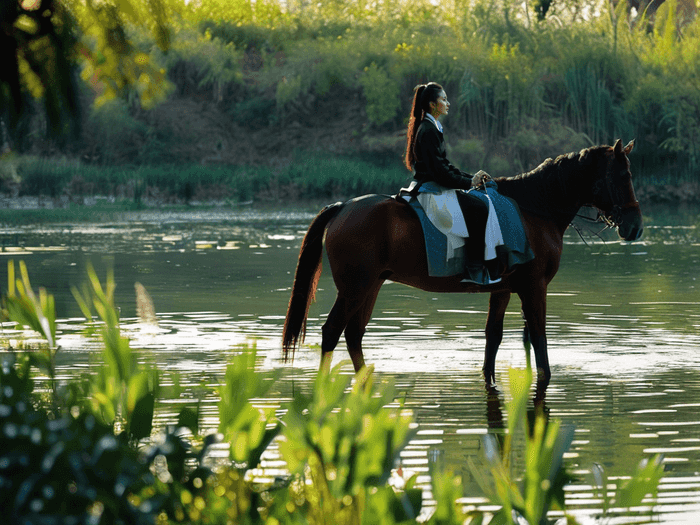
[
  {"left": 396, "top": 173, "right": 489, "bottom": 265},
  {"left": 396, "top": 172, "right": 533, "bottom": 282}
]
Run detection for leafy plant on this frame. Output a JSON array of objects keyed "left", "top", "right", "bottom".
[
  {"left": 218, "top": 348, "right": 282, "bottom": 469},
  {"left": 459, "top": 367, "right": 575, "bottom": 524},
  {"left": 2, "top": 260, "right": 59, "bottom": 407},
  {"left": 0, "top": 353, "right": 160, "bottom": 524},
  {"left": 359, "top": 62, "right": 401, "bottom": 126},
  {"left": 591, "top": 455, "right": 665, "bottom": 522},
  {"left": 0, "top": 262, "right": 667, "bottom": 524},
  {"left": 279, "top": 362, "right": 418, "bottom": 524},
  {"left": 71, "top": 262, "right": 158, "bottom": 441}
]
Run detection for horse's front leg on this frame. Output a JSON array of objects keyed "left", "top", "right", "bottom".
[
  {"left": 483, "top": 291, "right": 511, "bottom": 389},
  {"left": 518, "top": 283, "right": 551, "bottom": 393}
]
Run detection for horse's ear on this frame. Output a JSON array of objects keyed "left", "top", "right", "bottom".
[
  {"left": 623, "top": 139, "right": 635, "bottom": 155},
  {"left": 613, "top": 139, "right": 622, "bottom": 155}
]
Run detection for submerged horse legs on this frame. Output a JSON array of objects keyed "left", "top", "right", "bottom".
[
  {"left": 484, "top": 286, "right": 551, "bottom": 396},
  {"left": 319, "top": 298, "right": 346, "bottom": 375},
  {"left": 518, "top": 284, "right": 551, "bottom": 391},
  {"left": 344, "top": 282, "right": 383, "bottom": 373},
  {"left": 483, "top": 291, "right": 511, "bottom": 387},
  {"left": 319, "top": 281, "right": 383, "bottom": 376}
]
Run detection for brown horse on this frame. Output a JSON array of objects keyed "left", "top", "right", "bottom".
[{"left": 282, "top": 140, "right": 643, "bottom": 391}]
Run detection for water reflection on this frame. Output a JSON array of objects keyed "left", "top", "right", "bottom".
[{"left": 1, "top": 209, "right": 699, "bottom": 523}]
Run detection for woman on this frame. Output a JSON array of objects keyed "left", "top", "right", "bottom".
[
  {"left": 402, "top": 82, "right": 499, "bottom": 283},
  {"left": 405, "top": 82, "right": 473, "bottom": 190}
]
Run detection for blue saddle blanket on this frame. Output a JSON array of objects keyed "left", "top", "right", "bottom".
[{"left": 406, "top": 181, "right": 534, "bottom": 282}]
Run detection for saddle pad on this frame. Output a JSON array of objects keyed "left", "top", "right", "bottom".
[
  {"left": 407, "top": 197, "right": 466, "bottom": 277},
  {"left": 405, "top": 181, "right": 534, "bottom": 280}
]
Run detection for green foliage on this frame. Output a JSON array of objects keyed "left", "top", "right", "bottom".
[
  {"left": 4, "top": 0, "right": 700, "bottom": 183},
  {"left": 3, "top": 260, "right": 56, "bottom": 350},
  {"left": 279, "top": 153, "right": 408, "bottom": 199},
  {"left": 2, "top": 260, "right": 59, "bottom": 405},
  {"left": 71, "top": 262, "right": 158, "bottom": 440},
  {"left": 279, "top": 362, "right": 418, "bottom": 524},
  {"left": 86, "top": 99, "right": 150, "bottom": 164},
  {"left": 466, "top": 368, "right": 576, "bottom": 524},
  {"left": 0, "top": 355, "right": 161, "bottom": 524},
  {"left": 7, "top": 152, "right": 415, "bottom": 205},
  {"left": 362, "top": 476, "right": 423, "bottom": 525},
  {"left": 359, "top": 62, "right": 401, "bottom": 127},
  {"left": 163, "top": 27, "right": 244, "bottom": 98},
  {"left": 425, "top": 470, "right": 469, "bottom": 524},
  {"left": 0, "top": 262, "right": 668, "bottom": 524},
  {"left": 230, "top": 96, "right": 277, "bottom": 129},
  {"left": 591, "top": 454, "right": 665, "bottom": 521},
  {"left": 16, "top": 159, "right": 72, "bottom": 198},
  {"left": 218, "top": 349, "right": 282, "bottom": 468},
  {"left": 69, "top": 0, "right": 173, "bottom": 109}
]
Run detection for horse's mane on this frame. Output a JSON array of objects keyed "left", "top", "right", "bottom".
[{"left": 496, "top": 145, "right": 605, "bottom": 219}]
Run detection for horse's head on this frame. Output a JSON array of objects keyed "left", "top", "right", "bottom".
[{"left": 591, "top": 139, "right": 643, "bottom": 241}]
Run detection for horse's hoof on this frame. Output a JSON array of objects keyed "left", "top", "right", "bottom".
[{"left": 485, "top": 381, "right": 500, "bottom": 394}]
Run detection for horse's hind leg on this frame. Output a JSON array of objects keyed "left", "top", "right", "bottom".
[
  {"left": 319, "top": 283, "right": 379, "bottom": 375},
  {"left": 483, "top": 291, "right": 511, "bottom": 388},
  {"left": 344, "top": 282, "right": 383, "bottom": 373},
  {"left": 319, "top": 296, "right": 353, "bottom": 375}
]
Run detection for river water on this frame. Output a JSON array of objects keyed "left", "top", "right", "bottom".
[{"left": 0, "top": 205, "right": 698, "bottom": 523}]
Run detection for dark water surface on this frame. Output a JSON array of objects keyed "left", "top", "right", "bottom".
[{"left": 0, "top": 207, "right": 699, "bottom": 523}]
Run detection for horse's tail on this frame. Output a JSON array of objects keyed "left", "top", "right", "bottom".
[{"left": 282, "top": 202, "right": 343, "bottom": 363}]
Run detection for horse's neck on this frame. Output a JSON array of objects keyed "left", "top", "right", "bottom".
[{"left": 499, "top": 158, "right": 591, "bottom": 228}]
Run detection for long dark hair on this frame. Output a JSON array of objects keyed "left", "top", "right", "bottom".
[{"left": 404, "top": 82, "right": 443, "bottom": 171}]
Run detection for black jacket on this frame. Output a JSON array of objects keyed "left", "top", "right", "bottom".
[{"left": 412, "top": 120, "right": 472, "bottom": 189}]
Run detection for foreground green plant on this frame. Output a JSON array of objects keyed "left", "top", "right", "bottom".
[
  {"left": 466, "top": 368, "right": 576, "bottom": 524},
  {"left": 218, "top": 350, "right": 282, "bottom": 471},
  {"left": 2, "top": 261, "right": 58, "bottom": 401},
  {"left": 72, "top": 262, "right": 159, "bottom": 441},
  {"left": 278, "top": 363, "right": 420, "bottom": 524},
  {"left": 461, "top": 368, "right": 664, "bottom": 525},
  {"left": 0, "top": 262, "right": 665, "bottom": 524}
]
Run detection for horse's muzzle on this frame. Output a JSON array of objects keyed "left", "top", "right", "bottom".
[{"left": 617, "top": 205, "right": 643, "bottom": 241}]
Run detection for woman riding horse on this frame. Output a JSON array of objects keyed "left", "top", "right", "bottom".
[
  {"left": 282, "top": 138, "right": 643, "bottom": 395},
  {"left": 405, "top": 82, "right": 504, "bottom": 281}
]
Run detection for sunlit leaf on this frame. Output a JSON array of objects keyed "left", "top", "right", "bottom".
[{"left": 617, "top": 455, "right": 664, "bottom": 508}]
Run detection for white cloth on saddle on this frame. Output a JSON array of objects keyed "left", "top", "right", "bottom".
[
  {"left": 482, "top": 191, "right": 504, "bottom": 261},
  {"left": 416, "top": 187, "right": 504, "bottom": 262},
  {"left": 417, "top": 189, "right": 468, "bottom": 261}
]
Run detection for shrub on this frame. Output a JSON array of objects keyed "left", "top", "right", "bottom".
[{"left": 359, "top": 62, "right": 401, "bottom": 127}]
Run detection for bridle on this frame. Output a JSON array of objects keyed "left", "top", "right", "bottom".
[{"left": 590, "top": 163, "right": 640, "bottom": 229}]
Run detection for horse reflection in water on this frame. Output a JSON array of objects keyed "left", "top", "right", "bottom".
[{"left": 283, "top": 140, "right": 643, "bottom": 395}]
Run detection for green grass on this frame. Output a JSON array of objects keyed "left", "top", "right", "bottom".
[{"left": 4, "top": 153, "right": 411, "bottom": 214}]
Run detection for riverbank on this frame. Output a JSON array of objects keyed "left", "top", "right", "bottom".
[{"left": 0, "top": 187, "right": 697, "bottom": 231}]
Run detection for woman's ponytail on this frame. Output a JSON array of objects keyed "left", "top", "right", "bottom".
[
  {"left": 404, "top": 82, "right": 443, "bottom": 171},
  {"left": 405, "top": 84, "right": 426, "bottom": 170}
]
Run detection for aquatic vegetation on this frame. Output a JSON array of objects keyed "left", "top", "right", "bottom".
[{"left": 0, "top": 262, "right": 663, "bottom": 524}]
